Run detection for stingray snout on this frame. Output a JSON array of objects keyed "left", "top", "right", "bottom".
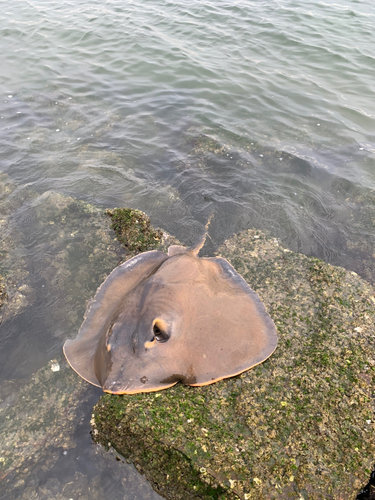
[
  {"left": 102, "top": 361, "right": 174, "bottom": 395},
  {"left": 103, "top": 377, "right": 130, "bottom": 394}
]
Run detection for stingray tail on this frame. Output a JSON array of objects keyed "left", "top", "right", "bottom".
[{"left": 190, "top": 213, "right": 214, "bottom": 256}]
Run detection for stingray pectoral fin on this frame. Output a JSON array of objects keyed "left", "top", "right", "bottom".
[
  {"left": 63, "top": 250, "right": 168, "bottom": 386},
  {"left": 209, "top": 256, "right": 278, "bottom": 359},
  {"left": 63, "top": 339, "right": 101, "bottom": 387},
  {"left": 171, "top": 256, "right": 278, "bottom": 386}
]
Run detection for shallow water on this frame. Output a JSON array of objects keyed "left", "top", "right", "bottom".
[{"left": 0, "top": 0, "right": 374, "bottom": 498}]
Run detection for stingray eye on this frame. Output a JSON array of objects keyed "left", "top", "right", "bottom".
[{"left": 153, "top": 321, "right": 169, "bottom": 343}]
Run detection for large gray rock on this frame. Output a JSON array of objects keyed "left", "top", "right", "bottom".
[{"left": 92, "top": 229, "right": 375, "bottom": 500}]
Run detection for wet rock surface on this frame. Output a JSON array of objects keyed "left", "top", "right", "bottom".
[
  {"left": 0, "top": 359, "right": 88, "bottom": 495},
  {"left": 0, "top": 359, "right": 161, "bottom": 500},
  {"left": 0, "top": 194, "right": 166, "bottom": 499},
  {"left": 0, "top": 173, "right": 35, "bottom": 322},
  {"left": 0, "top": 190, "right": 125, "bottom": 382},
  {"left": 92, "top": 229, "right": 375, "bottom": 500}
]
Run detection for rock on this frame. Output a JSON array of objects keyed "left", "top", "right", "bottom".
[
  {"left": 0, "top": 190, "right": 126, "bottom": 381},
  {"left": 0, "top": 172, "right": 35, "bottom": 321},
  {"left": 106, "top": 207, "right": 163, "bottom": 254},
  {"left": 0, "top": 359, "right": 89, "bottom": 493},
  {"left": 92, "top": 229, "right": 375, "bottom": 500},
  {"left": 0, "top": 199, "right": 167, "bottom": 500}
]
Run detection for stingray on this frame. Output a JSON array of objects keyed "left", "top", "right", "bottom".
[{"left": 63, "top": 227, "right": 277, "bottom": 394}]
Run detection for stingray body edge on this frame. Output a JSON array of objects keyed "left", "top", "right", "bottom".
[{"left": 63, "top": 236, "right": 278, "bottom": 394}]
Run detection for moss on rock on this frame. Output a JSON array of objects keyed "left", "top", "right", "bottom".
[
  {"left": 92, "top": 229, "right": 375, "bottom": 500},
  {"left": 106, "top": 208, "right": 163, "bottom": 254}
]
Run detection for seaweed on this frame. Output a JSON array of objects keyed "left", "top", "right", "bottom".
[{"left": 106, "top": 208, "right": 163, "bottom": 254}]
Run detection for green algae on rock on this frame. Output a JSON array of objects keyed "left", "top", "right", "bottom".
[
  {"left": 91, "top": 229, "right": 375, "bottom": 500},
  {"left": 106, "top": 208, "right": 163, "bottom": 254}
]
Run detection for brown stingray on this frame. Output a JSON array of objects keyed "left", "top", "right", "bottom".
[{"left": 63, "top": 228, "right": 277, "bottom": 394}]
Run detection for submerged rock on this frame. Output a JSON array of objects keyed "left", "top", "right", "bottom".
[
  {"left": 92, "top": 229, "right": 375, "bottom": 500},
  {"left": 0, "top": 358, "right": 161, "bottom": 500},
  {"left": 0, "top": 197, "right": 170, "bottom": 500},
  {"left": 0, "top": 173, "right": 35, "bottom": 321},
  {"left": 0, "top": 358, "right": 89, "bottom": 493}
]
